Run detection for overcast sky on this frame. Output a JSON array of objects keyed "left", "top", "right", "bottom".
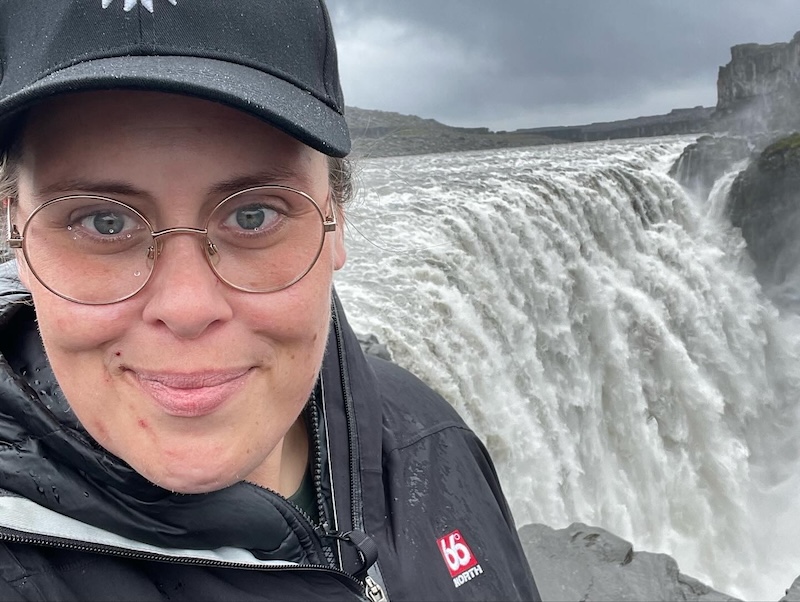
[{"left": 327, "top": 1, "right": 800, "bottom": 130}]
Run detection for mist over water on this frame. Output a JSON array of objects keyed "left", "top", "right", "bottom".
[{"left": 335, "top": 137, "right": 800, "bottom": 601}]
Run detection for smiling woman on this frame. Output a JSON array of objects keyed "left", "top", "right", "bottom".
[{"left": 0, "top": 1, "right": 539, "bottom": 601}]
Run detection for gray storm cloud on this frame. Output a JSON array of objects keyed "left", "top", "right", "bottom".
[{"left": 327, "top": 0, "right": 800, "bottom": 129}]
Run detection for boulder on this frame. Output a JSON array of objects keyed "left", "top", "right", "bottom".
[
  {"left": 356, "top": 332, "right": 393, "bottom": 362},
  {"left": 781, "top": 576, "right": 800, "bottom": 601},
  {"left": 519, "top": 522, "right": 738, "bottom": 602},
  {"left": 669, "top": 134, "right": 752, "bottom": 201}
]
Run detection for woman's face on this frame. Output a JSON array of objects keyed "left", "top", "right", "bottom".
[{"left": 13, "top": 91, "right": 346, "bottom": 494}]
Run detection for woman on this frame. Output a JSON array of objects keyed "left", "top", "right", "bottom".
[{"left": 0, "top": 0, "right": 540, "bottom": 600}]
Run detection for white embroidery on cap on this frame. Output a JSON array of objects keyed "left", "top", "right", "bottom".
[{"left": 102, "top": 0, "right": 177, "bottom": 13}]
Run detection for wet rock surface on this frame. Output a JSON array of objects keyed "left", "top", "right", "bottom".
[
  {"left": 781, "top": 576, "right": 800, "bottom": 602},
  {"left": 669, "top": 134, "right": 753, "bottom": 201},
  {"left": 356, "top": 332, "right": 393, "bottom": 362},
  {"left": 520, "top": 522, "right": 740, "bottom": 602},
  {"left": 728, "top": 133, "right": 800, "bottom": 309}
]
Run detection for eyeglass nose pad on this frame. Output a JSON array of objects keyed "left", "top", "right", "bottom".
[
  {"left": 147, "top": 239, "right": 164, "bottom": 263},
  {"left": 206, "top": 239, "right": 220, "bottom": 266}
]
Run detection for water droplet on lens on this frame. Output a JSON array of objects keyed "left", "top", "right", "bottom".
[
  {"left": 133, "top": 271, "right": 141, "bottom": 277},
  {"left": 36, "top": 486, "right": 44, "bottom": 495},
  {"left": 83, "top": 491, "right": 89, "bottom": 498}
]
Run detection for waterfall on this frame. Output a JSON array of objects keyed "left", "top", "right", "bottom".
[{"left": 335, "top": 137, "right": 800, "bottom": 600}]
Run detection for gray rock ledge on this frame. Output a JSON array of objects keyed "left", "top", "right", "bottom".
[{"left": 519, "top": 522, "right": 740, "bottom": 602}]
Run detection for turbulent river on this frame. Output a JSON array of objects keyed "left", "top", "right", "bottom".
[{"left": 334, "top": 136, "right": 800, "bottom": 601}]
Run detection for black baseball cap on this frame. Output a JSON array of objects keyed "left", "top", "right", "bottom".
[{"left": 0, "top": 0, "right": 350, "bottom": 157}]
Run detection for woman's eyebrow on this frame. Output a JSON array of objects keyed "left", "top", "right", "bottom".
[
  {"left": 35, "top": 178, "right": 154, "bottom": 200},
  {"left": 208, "top": 168, "right": 315, "bottom": 196},
  {"left": 34, "top": 168, "right": 315, "bottom": 201}
]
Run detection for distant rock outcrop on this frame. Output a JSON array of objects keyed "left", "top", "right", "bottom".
[
  {"left": 671, "top": 31, "right": 800, "bottom": 204},
  {"left": 714, "top": 32, "right": 800, "bottom": 134},
  {"left": 345, "top": 107, "right": 557, "bottom": 158},
  {"left": 519, "top": 107, "right": 714, "bottom": 144},
  {"left": 345, "top": 105, "right": 715, "bottom": 158}
]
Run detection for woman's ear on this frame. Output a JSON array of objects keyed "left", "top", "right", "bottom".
[{"left": 333, "top": 209, "right": 347, "bottom": 270}]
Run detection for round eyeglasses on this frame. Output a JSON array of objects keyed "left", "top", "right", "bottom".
[{"left": 6, "top": 185, "right": 337, "bottom": 305}]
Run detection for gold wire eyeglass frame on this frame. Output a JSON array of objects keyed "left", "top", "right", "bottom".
[{"left": 5, "top": 185, "right": 337, "bottom": 305}]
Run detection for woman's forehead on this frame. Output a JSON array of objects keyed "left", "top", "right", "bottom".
[
  {"left": 24, "top": 90, "right": 313, "bottom": 148},
  {"left": 17, "top": 90, "right": 327, "bottom": 200}
]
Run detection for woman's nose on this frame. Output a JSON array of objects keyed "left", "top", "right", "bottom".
[{"left": 140, "top": 233, "right": 233, "bottom": 339}]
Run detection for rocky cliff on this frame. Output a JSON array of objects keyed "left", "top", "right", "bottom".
[
  {"left": 727, "top": 133, "right": 800, "bottom": 309},
  {"left": 518, "top": 107, "right": 714, "bottom": 143},
  {"left": 714, "top": 32, "right": 800, "bottom": 133},
  {"left": 672, "top": 31, "right": 800, "bottom": 203},
  {"left": 670, "top": 32, "right": 800, "bottom": 309},
  {"left": 345, "top": 107, "right": 558, "bottom": 158},
  {"left": 346, "top": 105, "right": 714, "bottom": 158}
]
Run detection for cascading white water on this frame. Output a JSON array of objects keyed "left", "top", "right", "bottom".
[{"left": 334, "top": 137, "right": 800, "bottom": 601}]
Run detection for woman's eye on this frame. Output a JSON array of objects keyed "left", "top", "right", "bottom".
[
  {"left": 225, "top": 205, "right": 278, "bottom": 231},
  {"left": 78, "top": 211, "right": 135, "bottom": 236}
]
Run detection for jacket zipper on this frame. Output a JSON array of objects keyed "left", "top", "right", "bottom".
[
  {"left": 330, "top": 301, "right": 363, "bottom": 533},
  {"left": 307, "top": 394, "right": 329, "bottom": 532},
  {"left": 330, "top": 301, "right": 389, "bottom": 602},
  {"left": 0, "top": 526, "right": 369, "bottom": 597},
  {"left": 244, "top": 415, "right": 386, "bottom": 601}
]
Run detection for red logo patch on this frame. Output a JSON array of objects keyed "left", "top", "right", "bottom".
[{"left": 437, "top": 529, "right": 478, "bottom": 578}]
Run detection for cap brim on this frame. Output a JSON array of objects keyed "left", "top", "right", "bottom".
[{"left": 0, "top": 55, "right": 351, "bottom": 157}]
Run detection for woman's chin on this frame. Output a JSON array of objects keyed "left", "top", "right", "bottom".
[{"left": 136, "top": 459, "right": 245, "bottom": 494}]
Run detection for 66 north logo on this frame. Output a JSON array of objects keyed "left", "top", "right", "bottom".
[{"left": 437, "top": 530, "right": 484, "bottom": 588}]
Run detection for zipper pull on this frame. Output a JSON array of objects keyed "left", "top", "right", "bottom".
[
  {"left": 326, "top": 529, "right": 379, "bottom": 576},
  {"left": 364, "top": 574, "right": 387, "bottom": 602}
]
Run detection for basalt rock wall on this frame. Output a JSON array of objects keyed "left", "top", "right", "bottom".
[
  {"left": 672, "top": 31, "right": 800, "bottom": 202},
  {"left": 714, "top": 32, "right": 800, "bottom": 133}
]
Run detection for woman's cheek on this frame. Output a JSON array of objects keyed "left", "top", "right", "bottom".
[{"left": 34, "top": 293, "right": 134, "bottom": 353}]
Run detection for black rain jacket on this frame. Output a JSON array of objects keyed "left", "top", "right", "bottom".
[{"left": 0, "top": 261, "right": 540, "bottom": 601}]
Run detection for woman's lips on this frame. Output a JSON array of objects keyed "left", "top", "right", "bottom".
[{"left": 131, "top": 369, "right": 252, "bottom": 417}]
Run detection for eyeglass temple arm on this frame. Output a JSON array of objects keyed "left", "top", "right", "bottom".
[{"left": 5, "top": 199, "right": 22, "bottom": 248}]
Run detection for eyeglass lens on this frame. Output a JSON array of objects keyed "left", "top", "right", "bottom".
[{"left": 20, "top": 187, "right": 329, "bottom": 304}]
